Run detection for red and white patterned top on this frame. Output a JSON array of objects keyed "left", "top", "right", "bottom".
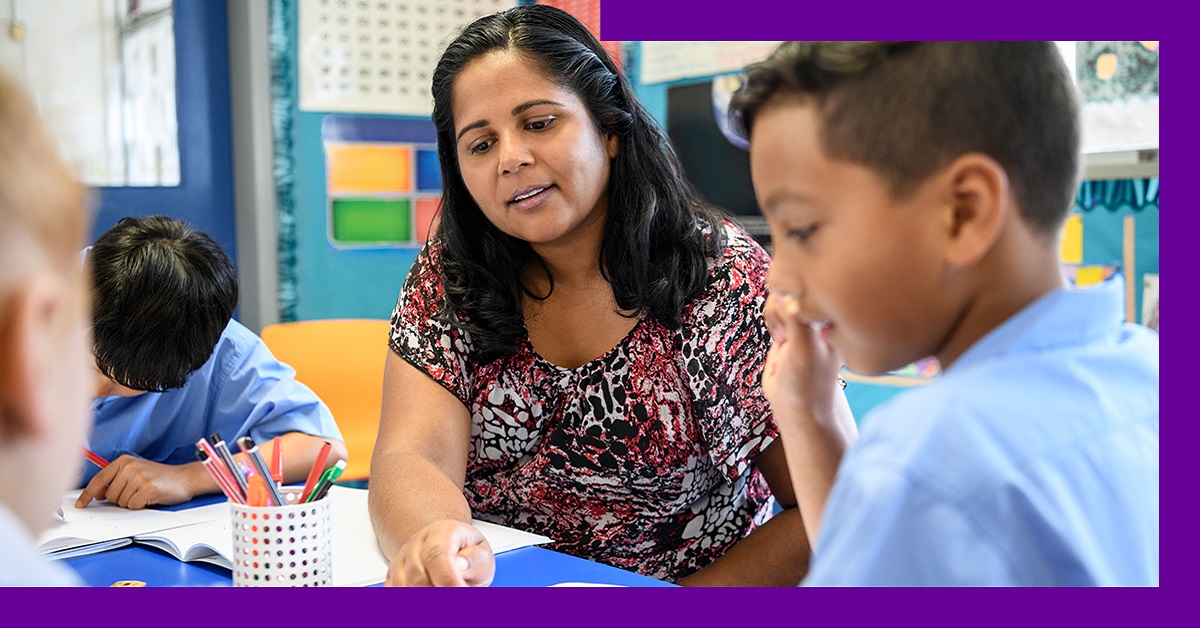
[{"left": 388, "top": 223, "right": 778, "bottom": 581}]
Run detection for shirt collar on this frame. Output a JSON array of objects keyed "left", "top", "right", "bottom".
[{"left": 949, "top": 274, "right": 1126, "bottom": 374}]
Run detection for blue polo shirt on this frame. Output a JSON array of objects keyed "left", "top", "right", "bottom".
[
  {"left": 805, "top": 276, "right": 1159, "bottom": 585},
  {"left": 82, "top": 320, "right": 342, "bottom": 486}
]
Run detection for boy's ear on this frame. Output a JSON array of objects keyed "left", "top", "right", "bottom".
[
  {"left": 939, "top": 153, "right": 1010, "bottom": 268},
  {"left": 0, "top": 274, "right": 63, "bottom": 441}
]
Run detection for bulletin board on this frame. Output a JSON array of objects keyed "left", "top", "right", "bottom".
[
  {"left": 322, "top": 115, "right": 441, "bottom": 248},
  {"left": 298, "top": 0, "right": 517, "bottom": 115}
]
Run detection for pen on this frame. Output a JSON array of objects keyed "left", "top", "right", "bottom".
[
  {"left": 196, "top": 449, "right": 246, "bottom": 504},
  {"left": 300, "top": 441, "right": 333, "bottom": 502},
  {"left": 81, "top": 447, "right": 109, "bottom": 469},
  {"left": 238, "top": 436, "right": 285, "bottom": 507},
  {"left": 196, "top": 438, "right": 245, "bottom": 503},
  {"left": 270, "top": 436, "right": 283, "bottom": 486},
  {"left": 209, "top": 433, "right": 249, "bottom": 496},
  {"left": 306, "top": 459, "right": 346, "bottom": 503}
]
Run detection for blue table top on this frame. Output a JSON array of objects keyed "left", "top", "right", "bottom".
[
  {"left": 59, "top": 491, "right": 674, "bottom": 588},
  {"left": 63, "top": 543, "right": 674, "bottom": 587}
]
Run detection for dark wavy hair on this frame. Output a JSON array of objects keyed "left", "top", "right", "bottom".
[
  {"left": 429, "top": 4, "right": 724, "bottom": 359},
  {"left": 729, "top": 42, "right": 1081, "bottom": 237},
  {"left": 91, "top": 215, "right": 238, "bottom": 392}
]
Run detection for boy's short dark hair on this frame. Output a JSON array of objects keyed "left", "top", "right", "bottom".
[
  {"left": 91, "top": 215, "right": 238, "bottom": 392},
  {"left": 730, "top": 42, "right": 1081, "bottom": 236}
]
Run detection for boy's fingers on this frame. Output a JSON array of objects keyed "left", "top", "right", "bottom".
[
  {"left": 77, "top": 459, "right": 119, "bottom": 507},
  {"left": 76, "top": 478, "right": 103, "bottom": 508}
]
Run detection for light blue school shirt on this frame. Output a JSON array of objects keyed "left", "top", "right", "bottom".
[
  {"left": 0, "top": 504, "right": 81, "bottom": 586},
  {"left": 805, "top": 277, "right": 1159, "bottom": 586},
  {"left": 82, "top": 320, "right": 342, "bottom": 486}
]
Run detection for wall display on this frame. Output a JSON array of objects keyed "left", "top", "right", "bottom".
[
  {"left": 322, "top": 115, "right": 440, "bottom": 248},
  {"left": 638, "top": 41, "right": 780, "bottom": 85},
  {"left": 1057, "top": 41, "right": 1159, "bottom": 154},
  {"left": 298, "top": 0, "right": 516, "bottom": 115}
]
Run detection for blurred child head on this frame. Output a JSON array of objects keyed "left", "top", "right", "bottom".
[
  {"left": 730, "top": 42, "right": 1081, "bottom": 375},
  {"left": 0, "top": 72, "right": 93, "bottom": 533},
  {"left": 90, "top": 215, "right": 238, "bottom": 394}
]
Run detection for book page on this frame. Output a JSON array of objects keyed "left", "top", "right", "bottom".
[
  {"left": 37, "top": 490, "right": 221, "bottom": 555},
  {"left": 134, "top": 501, "right": 232, "bottom": 569}
]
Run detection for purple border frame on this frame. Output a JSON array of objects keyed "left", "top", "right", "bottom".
[{"left": 7, "top": 2, "right": 1183, "bottom": 624}]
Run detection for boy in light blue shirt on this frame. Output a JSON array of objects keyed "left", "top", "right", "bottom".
[
  {"left": 0, "top": 72, "right": 90, "bottom": 585},
  {"left": 77, "top": 216, "right": 347, "bottom": 510},
  {"left": 731, "top": 42, "right": 1158, "bottom": 585}
]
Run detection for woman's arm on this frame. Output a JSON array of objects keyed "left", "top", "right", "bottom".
[
  {"left": 675, "top": 441, "right": 811, "bottom": 586},
  {"left": 367, "top": 351, "right": 493, "bottom": 586}
]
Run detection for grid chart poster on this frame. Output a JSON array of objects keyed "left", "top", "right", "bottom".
[
  {"left": 299, "top": 0, "right": 517, "bottom": 115},
  {"left": 323, "top": 115, "right": 441, "bottom": 249}
]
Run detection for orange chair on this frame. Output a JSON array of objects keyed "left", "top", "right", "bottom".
[{"left": 261, "top": 319, "right": 392, "bottom": 482}]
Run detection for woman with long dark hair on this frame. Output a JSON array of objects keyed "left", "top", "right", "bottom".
[{"left": 368, "top": 5, "right": 808, "bottom": 586}]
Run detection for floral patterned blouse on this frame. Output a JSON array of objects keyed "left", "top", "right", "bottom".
[{"left": 388, "top": 223, "right": 778, "bottom": 581}]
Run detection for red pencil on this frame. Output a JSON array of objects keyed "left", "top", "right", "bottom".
[
  {"left": 300, "top": 441, "right": 333, "bottom": 502},
  {"left": 81, "top": 447, "right": 109, "bottom": 469}
]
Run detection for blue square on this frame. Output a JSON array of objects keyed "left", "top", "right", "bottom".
[{"left": 416, "top": 148, "right": 442, "bottom": 192}]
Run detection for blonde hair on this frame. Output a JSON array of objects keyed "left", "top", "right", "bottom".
[{"left": 0, "top": 72, "right": 87, "bottom": 289}]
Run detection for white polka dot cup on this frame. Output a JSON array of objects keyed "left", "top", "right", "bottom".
[{"left": 231, "top": 487, "right": 332, "bottom": 587}]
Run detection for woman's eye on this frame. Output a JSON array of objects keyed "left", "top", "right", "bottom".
[
  {"left": 468, "top": 139, "right": 493, "bottom": 155},
  {"left": 527, "top": 117, "right": 556, "bottom": 131}
]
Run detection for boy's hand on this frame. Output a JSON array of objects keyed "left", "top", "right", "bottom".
[
  {"left": 76, "top": 455, "right": 196, "bottom": 510},
  {"left": 762, "top": 292, "right": 846, "bottom": 414},
  {"left": 385, "top": 520, "right": 495, "bottom": 587}
]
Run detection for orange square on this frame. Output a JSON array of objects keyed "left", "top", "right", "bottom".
[{"left": 326, "top": 142, "right": 411, "bottom": 193}]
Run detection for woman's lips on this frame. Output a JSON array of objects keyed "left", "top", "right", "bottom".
[{"left": 508, "top": 185, "right": 555, "bottom": 210}]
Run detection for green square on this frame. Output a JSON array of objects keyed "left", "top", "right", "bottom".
[{"left": 331, "top": 199, "right": 411, "bottom": 243}]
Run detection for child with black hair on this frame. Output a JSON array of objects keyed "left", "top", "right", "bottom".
[
  {"left": 77, "top": 215, "right": 347, "bottom": 510},
  {"left": 732, "top": 41, "right": 1158, "bottom": 585}
]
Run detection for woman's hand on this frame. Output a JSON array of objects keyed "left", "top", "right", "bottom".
[{"left": 385, "top": 519, "right": 495, "bottom": 587}]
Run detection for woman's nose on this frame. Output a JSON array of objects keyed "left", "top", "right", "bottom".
[{"left": 498, "top": 137, "right": 533, "bottom": 175}]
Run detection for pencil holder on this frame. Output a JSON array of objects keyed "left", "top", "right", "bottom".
[{"left": 230, "top": 487, "right": 332, "bottom": 587}]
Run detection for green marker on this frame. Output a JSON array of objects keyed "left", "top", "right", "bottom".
[{"left": 305, "top": 459, "right": 347, "bottom": 502}]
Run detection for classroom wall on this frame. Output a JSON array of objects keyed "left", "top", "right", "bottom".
[{"left": 272, "top": 0, "right": 419, "bottom": 322}]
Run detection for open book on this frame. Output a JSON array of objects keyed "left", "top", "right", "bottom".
[
  {"left": 131, "top": 501, "right": 232, "bottom": 568},
  {"left": 39, "top": 486, "right": 552, "bottom": 586},
  {"left": 38, "top": 491, "right": 222, "bottom": 559}
]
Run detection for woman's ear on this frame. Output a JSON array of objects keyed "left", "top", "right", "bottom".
[
  {"left": 606, "top": 132, "right": 619, "bottom": 159},
  {"left": 0, "top": 274, "right": 64, "bottom": 442},
  {"left": 940, "top": 153, "right": 1010, "bottom": 268}
]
